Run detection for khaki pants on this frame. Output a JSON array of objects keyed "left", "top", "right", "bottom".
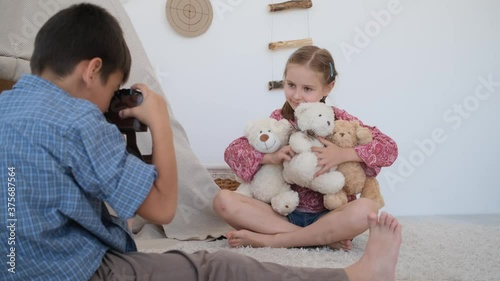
[{"left": 90, "top": 250, "right": 349, "bottom": 281}]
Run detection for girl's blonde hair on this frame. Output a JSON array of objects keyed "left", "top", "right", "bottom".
[{"left": 281, "top": 45, "right": 338, "bottom": 120}]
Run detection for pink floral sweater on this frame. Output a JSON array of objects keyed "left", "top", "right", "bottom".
[{"left": 224, "top": 107, "right": 398, "bottom": 213}]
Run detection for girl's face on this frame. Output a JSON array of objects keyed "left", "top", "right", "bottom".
[{"left": 284, "top": 63, "right": 333, "bottom": 110}]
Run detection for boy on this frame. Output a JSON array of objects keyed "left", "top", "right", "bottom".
[{"left": 0, "top": 3, "right": 401, "bottom": 281}]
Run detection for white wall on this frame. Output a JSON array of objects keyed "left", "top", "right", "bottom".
[{"left": 123, "top": 0, "right": 500, "bottom": 216}]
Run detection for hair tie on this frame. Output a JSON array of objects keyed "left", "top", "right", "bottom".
[{"left": 329, "top": 62, "right": 335, "bottom": 78}]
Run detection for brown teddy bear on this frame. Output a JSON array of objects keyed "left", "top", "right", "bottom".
[{"left": 323, "top": 120, "right": 385, "bottom": 210}]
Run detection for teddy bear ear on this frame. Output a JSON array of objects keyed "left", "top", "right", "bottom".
[
  {"left": 294, "top": 102, "right": 311, "bottom": 117},
  {"left": 244, "top": 121, "right": 255, "bottom": 138},
  {"left": 352, "top": 120, "right": 360, "bottom": 128},
  {"left": 356, "top": 123, "right": 373, "bottom": 144},
  {"left": 277, "top": 119, "right": 292, "bottom": 130}
]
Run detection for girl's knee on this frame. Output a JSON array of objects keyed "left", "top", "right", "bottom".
[
  {"left": 337, "top": 198, "right": 378, "bottom": 222},
  {"left": 355, "top": 198, "right": 379, "bottom": 215},
  {"left": 212, "top": 189, "right": 235, "bottom": 215}
]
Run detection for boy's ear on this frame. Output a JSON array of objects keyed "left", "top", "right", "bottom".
[{"left": 82, "top": 58, "right": 103, "bottom": 87}]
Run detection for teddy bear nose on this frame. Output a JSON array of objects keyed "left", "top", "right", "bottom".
[
  {"left": 260, "top": 134, "right": 269, "bottom": 142},
  {"left": 340, "top": 133, "right": 345, "bottom": 137}
]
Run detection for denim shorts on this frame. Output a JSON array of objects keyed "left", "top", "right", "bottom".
[{"left": 287, "top": 209, "right": 330, "bottom": 227}]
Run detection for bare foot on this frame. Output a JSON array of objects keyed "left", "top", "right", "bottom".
[
  {"left": 344, "top": 212, "right": 402, "bottom": 281},
  {"left": 226, "top": 230, "right": 274, "bottom": 248},
  {"left": 328, "top": 239, "right": 352, "bottom": 251}
]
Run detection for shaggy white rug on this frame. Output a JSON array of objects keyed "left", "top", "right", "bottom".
[{"left": 135, "top": 215, "right": 500, "bottom": 281}]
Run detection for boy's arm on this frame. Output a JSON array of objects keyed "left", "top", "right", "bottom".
[
  {"left": 136, "top": 118, "right": 178, "bottom": 225},
  {"left": 121, "top": 84, "right": 178, "bottom": 225}
]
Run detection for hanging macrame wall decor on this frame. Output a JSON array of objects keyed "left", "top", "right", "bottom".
[{"left": 268, "top": 0, "right": 313, "bottom": 90}]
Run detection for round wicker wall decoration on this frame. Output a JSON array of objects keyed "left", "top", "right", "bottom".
[{"left": 166, "top": 0, "right": 213, "bottom": 37}]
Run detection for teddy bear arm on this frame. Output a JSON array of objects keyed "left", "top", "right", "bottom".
[
  {"left": 250, "top": 165, "right": 289, "bottom": 203},
  {"left": 360, "top": 177, "right": 385, "bottom": 209},
  {"left": 289, "top": 132, "right": 312, "bottom": 153},
  {"left": 310, "top": 170, "right": 345, "bottom": 194},
  {"left": 337, "top": 162, "right": 367, "bottom": 195},
  {"left": 282, "top": 152, "right": 317, "bottom": 187},
  {"left": 323, "top": 190, "right": 348, "bottom": 210}
]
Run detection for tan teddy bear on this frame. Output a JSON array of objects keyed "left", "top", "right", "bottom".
[{"left": 323, "top": 120, "right": 385, "bottom": 210}]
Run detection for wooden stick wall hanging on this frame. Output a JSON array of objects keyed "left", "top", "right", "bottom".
[
  {"left": 268, "top": 80, "right": 283, "bottom": 91},
  {"left": 268, "top": 0, "right": 313, "bottom": 12},
  {"left": 268, "top": 1, "right": 313, "bottom": 90},
  {"left": 268, "top": 38, "right": 313, "bottom": 50}
]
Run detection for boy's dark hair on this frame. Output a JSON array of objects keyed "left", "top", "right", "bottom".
[{"left": 31, "top": 3, "right": 131, "bottom": 84}]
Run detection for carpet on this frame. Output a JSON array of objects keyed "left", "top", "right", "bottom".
[{"left": 135, "top": 215, "right": 500, "bottom": 281}]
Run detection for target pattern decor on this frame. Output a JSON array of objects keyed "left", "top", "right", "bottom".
[{"left": 166, "top": 0, "right": 213, "bottom": 37}]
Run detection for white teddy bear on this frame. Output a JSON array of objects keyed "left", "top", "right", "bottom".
[
  {"left": 282, "top": 102, "right": 346, "bottom": 197},
  {"left": 235, "top": 118, "right": 299, "bottom": 216}
]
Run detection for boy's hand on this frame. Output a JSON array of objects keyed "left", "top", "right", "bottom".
[{"left": 118, "top": 83, "right": 169, "bottom": 128}]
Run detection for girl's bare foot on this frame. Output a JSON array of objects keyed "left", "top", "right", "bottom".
[
  {"left": 344, "top": 212, "right": 402, "bottom": 281},
  {"left": 226, "top": 230, "right": 274, "bottom": 248},
  {"left": 227, "top": 230, "right": 353, "bottom": 250},
  {"left": 328, "top": 239, "right": 352, "bottom": 251}
]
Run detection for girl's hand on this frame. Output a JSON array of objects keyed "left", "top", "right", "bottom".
[
  {"left": 312, "top": 137, "right": 351, "bottom": 177},
  {"left": 261, "top": 145, "right": 296, "bottom": 165}
]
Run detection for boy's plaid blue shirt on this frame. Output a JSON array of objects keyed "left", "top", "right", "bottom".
[{"left": 0, "top": 75, "right": 157, "bottom": 281}]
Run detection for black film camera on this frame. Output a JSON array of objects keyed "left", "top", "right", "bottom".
[
  {"left": 104, "top": 88, "right": 147, "bottom": 132},
  {"left": 104, "top": 88, "right": 150, "bottom": 163}
]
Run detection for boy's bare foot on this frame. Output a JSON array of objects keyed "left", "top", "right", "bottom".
[{"left": 344, "top": 212, "right": 402, "bottom": 281}]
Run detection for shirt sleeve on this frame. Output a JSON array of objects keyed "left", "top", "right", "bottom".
[
  {"left": 224, "top": 137, "right": 264, "bottom": 182},
  {"left": 65, "top": 109, "right": 157, "bottom": 219},
  {"left": 334, "top": 107, "right": 398, "bottom": 177}
]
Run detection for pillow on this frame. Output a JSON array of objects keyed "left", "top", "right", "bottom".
[{"left": 0, "top": 0, "right": 232, "bottom": 240}]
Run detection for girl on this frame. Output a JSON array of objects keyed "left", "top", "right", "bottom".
[{"left": 213, "top": 45, "right": 398, "bottom": 250}]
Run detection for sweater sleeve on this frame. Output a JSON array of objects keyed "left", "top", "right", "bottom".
[
  {"left": 224, "top": 137, "right": 264, "bottom": 182},
  {"left": 334, "top": 107, "right": 398, "bottom": 177}
]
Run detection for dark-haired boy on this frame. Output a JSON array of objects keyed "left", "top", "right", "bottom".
[{"left": 0, "top": 3, "right": 401, "bottom": 281}]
